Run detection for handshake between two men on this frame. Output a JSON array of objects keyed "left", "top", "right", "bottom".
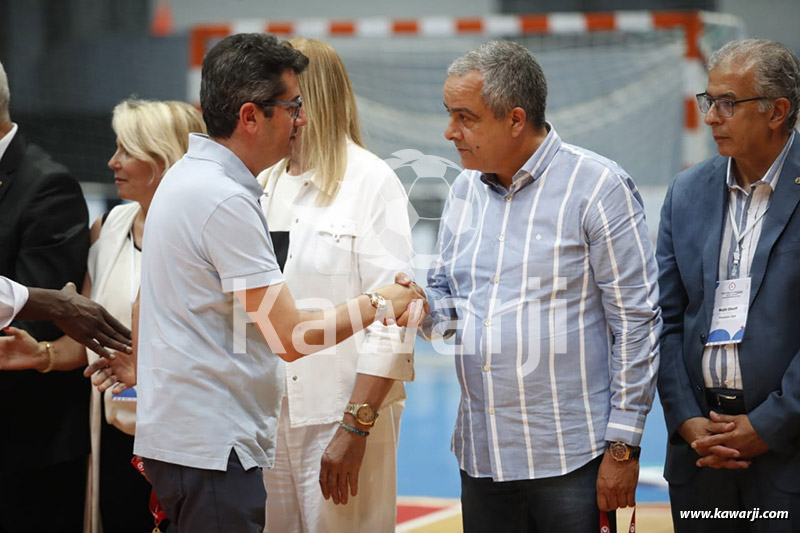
[{"left": 86, "top": 272, "right": 428, "bottom": 393}]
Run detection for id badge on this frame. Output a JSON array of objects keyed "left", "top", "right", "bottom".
[
  {"left": 706, "top": 277, "right": 751, "bottom": 346},
  {"left": 111, "top": 386, "right": 137, "bottom": 402}
]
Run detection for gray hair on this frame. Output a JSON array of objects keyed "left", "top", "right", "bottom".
[
  {"left": 0, "top": 60, "right": 9, "bottom": 123},
  {"left": 448, "top": 40, "right": 547, "bottom": 129},
  {"left": 708, "top": 39, "right": 800, "bottom": 131}
]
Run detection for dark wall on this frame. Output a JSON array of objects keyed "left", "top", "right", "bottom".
[{"left": 3, "top": 0, "right": 188, "bottom": 183}]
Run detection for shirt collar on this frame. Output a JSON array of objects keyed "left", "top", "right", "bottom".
[
  {"left": 185, "top": 133, "right": 264, "bottom": 200},
  {"left": 0, "top": 123, "right": 19, "bottom": 163},
  {"left": 480, "top": 122, "right": 561, "bottom": 195},
  {"left": 726, "top": 130, "right": 795, "bottom": 193}
]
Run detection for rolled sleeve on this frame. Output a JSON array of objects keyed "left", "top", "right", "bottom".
[
  {"left": 355, "top": 323, "right": 414, "bottom": 381},
  {"left": 0, "top": 276, "right": 29, "bottom": 328}
]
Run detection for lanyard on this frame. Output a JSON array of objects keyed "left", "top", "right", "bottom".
[
  {"left": 132, "top": 455, "right": 168, "bottom": 532},
  {"left": 600, "top": 509, "right": 635, "bottom": 532},
  {"left": 726, "top": 197, "right": 767, "bottom": 279}
]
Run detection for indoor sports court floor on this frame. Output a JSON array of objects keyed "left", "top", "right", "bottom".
[{"left": 394, "top": 341, "right": 674, "bottom": 532}]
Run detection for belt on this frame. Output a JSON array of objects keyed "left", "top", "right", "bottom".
[{"left": 705, "top": 388, "right": 746, "bottom": 415}]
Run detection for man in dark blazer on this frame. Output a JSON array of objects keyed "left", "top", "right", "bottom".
[
  {"left": 0, "top": 61, "right": 91, "bottom": 532},
  {"left": 657, "top": 39, "right": 800, "bottom": 532}
]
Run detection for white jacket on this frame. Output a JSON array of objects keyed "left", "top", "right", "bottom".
[{"left": 259, "top": 141, "right": 415, "bottom": 427}]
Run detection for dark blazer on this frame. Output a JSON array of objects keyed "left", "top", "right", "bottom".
[
  {"left": 656, "top": 137, "right": 800, "bottom": 492},
  {"left": 0, "top": 131, "right": 91, "bottom": 470}
]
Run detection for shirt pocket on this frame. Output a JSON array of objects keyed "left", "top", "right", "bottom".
[{"left": 314, "top": 219, "right": 359, "bottom": 275}]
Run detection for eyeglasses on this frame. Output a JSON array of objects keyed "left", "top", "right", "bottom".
[
  {"left": 253, "top": 96, "right": 303, "bottom": 121},
  {"left": 696, "top": 92, "right": 768, "bottom": 118}
]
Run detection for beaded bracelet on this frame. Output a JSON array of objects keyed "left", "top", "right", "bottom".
[{"left": 339, "top": 421, "right": 369, "bottom": 437}]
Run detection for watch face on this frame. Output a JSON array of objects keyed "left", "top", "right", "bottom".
[
  {"left": 609, "top": 442, "right": 628, "bottom": 461},
  {"left": 356, "top": 404, "right": 377, "bottom": 423}
]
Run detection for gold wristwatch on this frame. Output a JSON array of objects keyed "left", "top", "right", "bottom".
[
  {"left": 364, "top": 291, "right": 388, "bottom": 320},
  {"left": 607, "top": 442, "right": 641, "bottom": 462},
  {"left": 344, "top": 402, "right": 379, "bottom": 427}
]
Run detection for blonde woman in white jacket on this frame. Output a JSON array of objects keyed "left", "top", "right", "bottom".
[{"left": 258, "top": 37, "right": 415, "bottom": 533}]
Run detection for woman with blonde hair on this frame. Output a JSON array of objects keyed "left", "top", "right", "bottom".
[
  {"left": 0, "top": 98, "right": 206, "bottom": 532},
  {"left": 258, "top": 37, "right": 414, "bottom": 532}
]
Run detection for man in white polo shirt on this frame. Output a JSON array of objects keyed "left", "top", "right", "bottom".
[{"left": 134, "top": 33, "right": 426, "bottom": 533}]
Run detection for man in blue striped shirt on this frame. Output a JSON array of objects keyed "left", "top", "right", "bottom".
[{"left": 419, "top": 40, "right": 661, "bottom": 531}]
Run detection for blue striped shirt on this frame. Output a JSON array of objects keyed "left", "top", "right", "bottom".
[{"left": 422, "top": 124, "right": 661, "bottom": 481}]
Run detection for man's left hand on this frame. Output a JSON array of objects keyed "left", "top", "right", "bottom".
[
  {"left": 596, "top": 450, "right": 638, "bottom": 511},
  {"left": 693, "top": 411, "right": 769, "bottom": 467},
  {"left": 319, "top": 424, "right": 368, "bottom": 505}
]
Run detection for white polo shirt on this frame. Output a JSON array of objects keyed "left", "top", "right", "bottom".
[{"left": 134, "top": 134, "right": 285, "bottom": 471}]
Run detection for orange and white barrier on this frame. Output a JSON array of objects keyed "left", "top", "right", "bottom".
[{"left": 188, "top": 11, "right": 745, "bottom": 167}]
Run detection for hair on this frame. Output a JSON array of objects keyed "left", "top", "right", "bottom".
[
  {"left": 708, "top": 39, "right": 800, "bottom": 132},
  {"left": 111, "top": 99, "right": 206, "bottom": 179},
  {"left": 279, "top": 37, "right": 364, "bottom": 203},
  {"left": 200, "top": 33, "right": 309, "bottom": 139},
  {"left": 0, "top": 60, "right": 10, "bottom": 123},
  {"left": 448, "top": 40, "right": 547, "bottom": 129}
]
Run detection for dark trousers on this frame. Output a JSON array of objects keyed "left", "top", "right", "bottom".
[
  {"left": 143, "top": 451, "right": 265, "bottom": 533},
  {"left": 670, "top": 461, "right": 800, "bottom": 533},
  {"left": 99, "top": 420, "right": 161, "bottom": 533},
  {"left": 0, "top": 456, "right": 87, "bottom": 533},
  {"left": 460, "top": 455, "right": 615, "bottom": 533}
]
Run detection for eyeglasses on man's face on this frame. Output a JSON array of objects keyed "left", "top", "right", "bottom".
[
  {"left": 696, "top": 92, "right": 768, "bottom": 118},
  {"left": 252, "top": 96, "right": 303, "bottom": 121}
]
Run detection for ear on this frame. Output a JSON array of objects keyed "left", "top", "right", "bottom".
[
  {"left": 509, "top": 107, "right": 527, "bottom": 138},
  {"left": 768, "top": 97, "right": 791, "bottom": 131},
  {"left": 237, "top": 102, "right": 263, "bottom": 135}
]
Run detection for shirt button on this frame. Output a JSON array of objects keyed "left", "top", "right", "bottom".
[
  {"left": 303, "top": 182, "right": 309, "bottom": 187},
  {"left": 289, "top": 254, "right": 293, "bottom": 259},
  {"left": 506, "top": 196, "right": 512, "bottom": 202},
  {"left": 292, "top": 375, "right": 298, "bottom": 381},
  {"left": 498, "top": 234, "right": 505, "bottom": 242},
  {"left": 493, "top": 276, "right": 499, "bottom": 284},
  {"left": 295, "top": 218, "right": 299, "bottom": 223},
  {"left": 489, "top": 408, "right": 495, "bottom": 415},
  {"left": 264, "top": 192, "right": 270, "bottom": 197},
  {"left": 484, "top": 319, "right": 491, "bottom": 326},
  {"left": 483, "top": 365, "right": 490, "bottom": 372}
]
